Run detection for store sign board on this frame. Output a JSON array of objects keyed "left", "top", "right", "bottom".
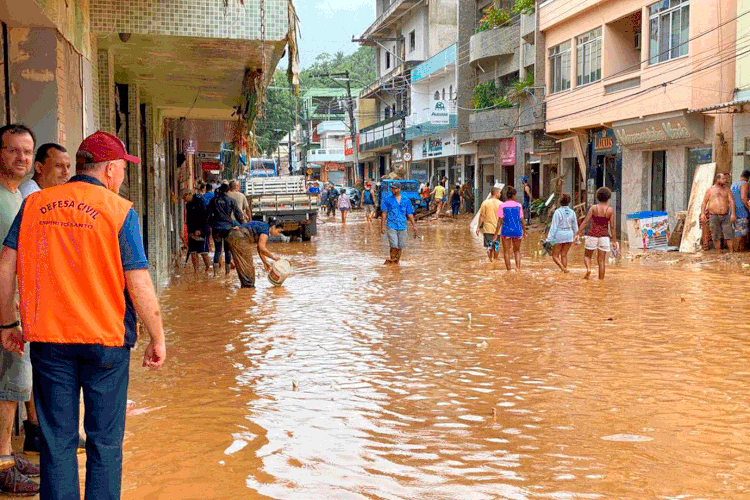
[
  {"left": 499, "top": 137, "right": 516, "bottom": 166},
  {"left": 593, "top": 128, "right": 618, "bottom": 154},
  {"left": 411, "top": 44, "right": 456, "bottom": 82},
  {"left": 412, "top": 132, "right": 457, "bottom": 161},
  {"left": 344, "top": 136, "right": 355, "bottom": 156},
  {"left": 430, "top": 100, "right": 450, "bottom": 125},
  {"left": 613, "top": 112, "right": 705, "bottom": 148},
  {"left": 532, "top": 131, "right": 561, "bottom": 153}
]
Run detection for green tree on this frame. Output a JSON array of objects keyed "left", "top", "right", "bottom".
[
  {"left": 254, "top": 47, "right": 377, "bottom": 158},
  {"left": 255, "top": 71, "right": 300, "bottom": 157}
]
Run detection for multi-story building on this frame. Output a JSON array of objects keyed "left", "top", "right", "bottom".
[
  {"left": 307, "top": 121, "right": 350, "bottom": 184},
  {"left": 0, "top": 0, "right": 294, "bottom": 289},
  {"left": 730, "top": 0, "right": 750, "bottom": 178},
  {"left": 457, "top": 0, "right": 548, "bottom": 201},
  {"left": 406, "top": 44, "right": 466, "bottom": 186},
  {"left": 539, "top": 0, "right": 736, "bottom": 239},
  {"left": 357, "top": 0, "right": 458, "bottom": 181},
  {"left": 301, "top": 88, "right": 360, "bottom": 182}
]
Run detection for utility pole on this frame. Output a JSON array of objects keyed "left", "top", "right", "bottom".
[{"left": 308, "top": 70, "right": 359, "bottom": 184}]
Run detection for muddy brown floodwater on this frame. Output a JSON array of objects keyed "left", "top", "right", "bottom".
[{"left": 122, "top": 212, "right": 750, "bottom": 500}]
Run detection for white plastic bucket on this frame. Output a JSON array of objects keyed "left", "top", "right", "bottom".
[{"left": 268, "top": 259, "right": 292, "bottom": 286}]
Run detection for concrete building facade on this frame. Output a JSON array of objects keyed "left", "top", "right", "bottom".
[
  {"left": 357, "top": 0, "right": 458, "bottom": 182},
  {"left": 539, "top": 0, "right": 737, "bottom": 240},
  {"left": 457, "top": 0, "right": 548, "bottom": 203}
]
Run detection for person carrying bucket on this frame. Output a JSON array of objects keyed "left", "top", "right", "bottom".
[{"left": 226, "top": 218, "right": 284, "bottom": 287}]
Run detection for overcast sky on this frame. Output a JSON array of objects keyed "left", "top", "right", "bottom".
[{"left": 282, "top": 0, "right": 375, "bottom": 69}]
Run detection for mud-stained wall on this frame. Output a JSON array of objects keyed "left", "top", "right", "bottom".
[
  {"left": 57, "top": 32, "right": 83, "bottom": 154},
  {"left": 38, "top": 0, "right": 93, "bottom": 59},
  {"left": 8, "top": 27, "right": 58, "bottom": 143}
]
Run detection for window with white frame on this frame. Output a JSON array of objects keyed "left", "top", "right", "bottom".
[
  {"left": 549, "top": 41, "right": 571, "bottom": 93},
  {"left": 409, "top": 30, "right": 416, "bottom": 52},
  {"left": 385, "top": 50, "right": 391, "bottom": 69},
  {"left": 576, "top": 28, "right": 601, "bottom": 86},
  {"left": 649, "top": 0, "right": 689, "bottom": 64}
]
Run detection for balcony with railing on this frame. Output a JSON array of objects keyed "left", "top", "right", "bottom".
[
  {"left": 405, "top": 102, "right": 458, "bottom": 140},
  {"left": 307, "top": 147, "right": 346, "bottom": 163},
  {"left": 469, "top": 23, "right": 520, "bottom": 66},
  {"left": 360, "top": 0, "right": 424, "bottom": 39},
  {"left": 359, "top": 114, "right": 405, "bottom": 152},
  {"left": 359, "top": 61, "right": 419, "bottom": 99}
]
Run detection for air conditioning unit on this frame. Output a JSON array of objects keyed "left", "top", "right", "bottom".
[{"left": 634, "top": 32, "right": 641, "bottom": 50}]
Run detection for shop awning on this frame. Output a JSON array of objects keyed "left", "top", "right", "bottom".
[{"left": 690, "top": 97, "right": 750, "bottom": 113}]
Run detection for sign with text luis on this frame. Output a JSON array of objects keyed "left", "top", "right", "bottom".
[
  {"left": 593, "top": 128, "right": 617, "bottom": 155},
  {"left": 430, "top": 100, "right": 450, "bottom": 125}
]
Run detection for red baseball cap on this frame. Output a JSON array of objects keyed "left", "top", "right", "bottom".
[{"left": 77, "top": 131, "right": 141, "bottom": 164}]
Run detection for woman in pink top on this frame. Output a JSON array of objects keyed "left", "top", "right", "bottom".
[
  {"left": 492, "top": 186, "right": 525, "bottom": 270},
  {"left": 574, "top": 187, "right": 618, "bottom": 279}
]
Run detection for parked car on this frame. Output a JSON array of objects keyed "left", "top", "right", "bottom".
[{"left": 336, "top": 186, "right": 361, "bottom": 208}]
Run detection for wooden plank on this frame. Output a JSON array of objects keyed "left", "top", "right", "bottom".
[{"left": 680, "top": 162, "right": 716, "bottom": 253}]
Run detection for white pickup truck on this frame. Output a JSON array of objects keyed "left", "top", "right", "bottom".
[{"left": 243, "top": 175, "right": 318, "bottom": 241}]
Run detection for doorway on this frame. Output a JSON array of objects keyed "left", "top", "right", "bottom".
[
  {"left": 530, "top": 161, "right": 540, "bottom": 198},
  {"left": 651, "top": 150, "right": 666, "bottom": 211},
  {"left": 481, "top": 162, "right": 494, "bottom": 200},
  {"left": 503, "top": 165, "right": 514, "bottom": 186}
]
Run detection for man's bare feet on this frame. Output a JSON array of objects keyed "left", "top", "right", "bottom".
[
  {"left": 563, "top": 268, "right": 570, "bottom": 273},
  {"left": 583, "top": 270, "right": 591, "bottom": 279}
]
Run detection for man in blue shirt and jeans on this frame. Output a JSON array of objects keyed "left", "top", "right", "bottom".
[{"left": 380, "top": 182, "right": 418, "bottom": 265}]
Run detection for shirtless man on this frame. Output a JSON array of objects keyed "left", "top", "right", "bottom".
[{"left": 700, "top": 173, "right": 736, "bottom": 252}]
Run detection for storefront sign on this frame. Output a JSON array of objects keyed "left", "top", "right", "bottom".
[
  {"left": 532, "top": 131, "right": 561, "bottom": 154},
  {"left": 344, "top": 136, "right": 355, "bottom": 156},
  {"left": 411, "top": 44, "right": 456, "bottom": 82},
  {"left": 499, "top": 137, "right": 516, "bottom": 166},
  {"left": 613, "top": 111, "right": 705, "bottom": 148},
  {"left": 412, "top": 132, "right": 457, "bottom": 161},
  {"left": 593, "top": 128, "right": 617, "bottom": 154},
  {"left": 410, "top": 165, "right": 427, "bottom": 182},
  {"left": 430, "top": 100, "right": 450, "bottom": 125}
]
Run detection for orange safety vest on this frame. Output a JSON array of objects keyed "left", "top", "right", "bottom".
[{"left": 17, "top": 181, "right": 133, "bottom": 346}]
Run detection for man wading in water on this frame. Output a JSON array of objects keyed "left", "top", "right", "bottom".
[
  {"left": 701, "top": 173, "right": 736, "bottom": 252},
  {"left": 225, "top": 218, "right": 283, "bottom": 287},
  {"left": 381, "top": 182, "right": 418, "bottom": 265}
]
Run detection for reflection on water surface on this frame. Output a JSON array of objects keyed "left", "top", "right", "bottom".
[{"left": 123, "top": 214, "right": 750, "bottom": 500}]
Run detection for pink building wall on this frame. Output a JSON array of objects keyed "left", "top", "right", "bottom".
[{"left": 540, "top": 0, "right": 736, "bottom": 136}]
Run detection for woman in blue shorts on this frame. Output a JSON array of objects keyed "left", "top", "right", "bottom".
[{"left": 492, "top": 186, "right": 525, "bottom": 270}]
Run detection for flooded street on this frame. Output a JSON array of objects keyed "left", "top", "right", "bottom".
[{"left": 123, "top": 212, "right": 750, "bottom": 500}]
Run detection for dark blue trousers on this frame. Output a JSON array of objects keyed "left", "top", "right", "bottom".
[
  {"left": 31, "top": 343, "right": 130, "bottom": 500},
  {"left": 213, "top": 233, "right": 232, "bottom": 266}
]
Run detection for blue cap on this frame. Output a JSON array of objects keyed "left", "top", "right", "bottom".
[{"left": 521, "top": 176, "right": 528, "bottom": 182}]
